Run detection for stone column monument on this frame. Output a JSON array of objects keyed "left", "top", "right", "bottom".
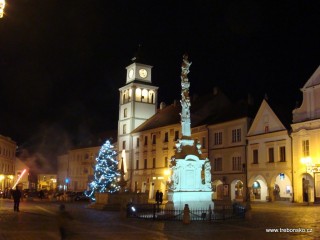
[{"left": 166, "top": 54, "right": 213, "bottom": 210}]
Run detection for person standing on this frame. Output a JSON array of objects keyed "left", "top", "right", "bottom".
[
  {"left": 12, "top": 186, "right": 22, "bottom": 212},
  {"left": 159, "top": 191, "right": 163, "bottom": 204},
  {"left": 155, "top": 190, "right": 160, "bottom": 205}
]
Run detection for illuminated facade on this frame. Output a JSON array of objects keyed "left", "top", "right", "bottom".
[
  {"left": 57, "top": 146, "right": 100, "bottom": 191},
  {"left": 118, "top": 57, "right": 158, "bottom": 188},
  {"left": 209, "top": 116, "right": 251, "bottom": 202},
  {"left": 247, "top": 99, "right": 292, "bottom": 202},
  {"left": 292, "top": 65, "right": 320, "bottom": 203},
  {"left": 0, "top": 135, "right": 16, "bottom": 192},
  {"left": 37, "top": 174, "right": 57, "bottom": 191}
]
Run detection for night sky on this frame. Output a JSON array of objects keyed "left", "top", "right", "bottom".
[{"left": 0, "top": 1, "right": 320, "bottom": 169}]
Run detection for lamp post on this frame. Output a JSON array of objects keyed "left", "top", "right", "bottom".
[{"left": 0, "top": 0, "right": 5, "bottom": 18}]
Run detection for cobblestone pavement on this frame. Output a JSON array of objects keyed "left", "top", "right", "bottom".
[{"left": 0, "top": 199, "right": 319, "bottom": 240}]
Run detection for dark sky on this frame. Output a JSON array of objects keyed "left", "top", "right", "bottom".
[{"left": 0, "top": 1, "right": 320, "bottom": 166}]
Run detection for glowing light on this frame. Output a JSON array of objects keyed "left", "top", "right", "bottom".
[
  {"left": 0, "top": 0, "right": 5, "bottom": 18},
  {"left": 301, "top": 157, "right": 312, "bottom": 165},
  {"left": 85, "top": 140, "right": 121, "bottom": 201},
  {"left": 12, "top": 169, "right": 27, "bottom": 189},
  {"left": 120, "top": 150, "right": 127, "bottom": 173}
]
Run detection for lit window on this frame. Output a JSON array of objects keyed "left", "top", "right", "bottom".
[
  {"left": 164, "top": 132, "right": 168, "bottom": 142},
  {"left": 144, "top": 159, "right": 147, "bottom": 169},
  {"left": 213, "top": 158, "right": 222, "bottom": 171},
  {"left": 214, "top": 132, "right": 222, "bottom": 145},
  {"left": 253, "top": 149, "right": 258, "bottom": 164},
  {"left": 164, "top": 157, "right": 168, "bottom": 168},
  {"left": 174, "top": 131, "right": 179, "bottom": 141},
  {"left": 232, "top": 128, "right": 241, "bottom": 143},
  {"left": 202, "top": 137, "right": 206, "bottom": 149},
  {"left": 268, "top": 148, "right": 274, "bottom": 163},
  {"left": 302, "top": 140, "right": 310, "bottom": 157},
  {"left": 152, "top": 134, "right": 156, "bottom": 144},
  {"left": 232, "top": 156, "right": 241, "bottom": 171},
  {"left": 279, "top": 146, "right": 286, "bottom": 162}
]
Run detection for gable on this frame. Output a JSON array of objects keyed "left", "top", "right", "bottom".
[
  {"left": 303, "top": 65, "right": 320, "bottom": 89},
  {"left": 247, "top": 99, "right": 286, "bottom": 136}
]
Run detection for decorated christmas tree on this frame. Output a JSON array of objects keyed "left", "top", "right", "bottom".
[{"left": 85, "top": 140, "right": 121, "bottom": 201}]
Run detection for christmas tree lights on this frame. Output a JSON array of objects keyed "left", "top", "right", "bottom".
[{"left": 85, "top": 140, "right": 121, "bottom": 201}]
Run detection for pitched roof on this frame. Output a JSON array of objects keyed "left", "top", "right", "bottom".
[
  {"left": 132, "top": 87, "right": 239, "bottom": 133},
  {"left": 303, "top": 65, "right": 320, "bottom": 89},
  {"left": 132, "top": 103, "right": 181, "bottom": 133}
]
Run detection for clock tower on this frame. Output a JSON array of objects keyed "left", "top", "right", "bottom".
[{"left": 118, "top": 52, "right": 158, "bottom": 189}]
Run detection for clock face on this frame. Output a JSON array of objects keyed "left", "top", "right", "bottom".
[
  {"left": 128, "top": 69, "right": 134, "bottom": 79},
  {"left": 139, "top": 69, "right": 148, "bottom": 78}
]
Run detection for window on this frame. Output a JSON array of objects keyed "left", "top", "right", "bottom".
[
  {"left": 253, "top": 149, "right": 258, "bottom": 164},
  {"left": 302, "top": 140, "right": 310, "bottom": 157},
  {"left": 232, "top": 156, "right": 242, "bottom": 171},
  {"left": 213, "top": 158, "right": 222, "bottom": 171},
  {"left": 137, "top": 138, "right": 140, "bottom": 147},
  {"left": 144, "top": 159, "right": 147, "bottom": 169},
  {"left": 214, "top": 132, "right": 222, "bottom": 145},
  {"left": 279, "top": 146, "right": 286, "bottom": 162},
  {"left": 122, "top": 141, "right": 126, "bottom": 150},
  {"left": 268, "top": 148, "right": 274, "bottom": 163},
  {"left": 202, "top": 137, "right": 206, "bottom": 149},
  {"left": 153, "top": 158, "right": 156, "bottom": 168},
  {"left": 164, "top": 157, "right": 168, "bottom": 168},
  {"left": 144, "top": 136, "right": 148, "bottom": 146},
  {"left": 164, "top": 132, "right": 169, "bottom": 142},
  {"left": 123, "top": 124, "right": 127, "bottom": 134},
  {"left": 136, "top": 160, "right": 139, "bottom": 170},
  {"left": 174, "top": 131, "right": 179, "bottom": 141},
  {"left": 124, "top": 108, "right": 127, "bottom": 118},
  {"left": 152, "top": 134, "right": 156, "bottom": 144},
  {"left": 232, "top": 128, "right": 241, "bottom": 143}
]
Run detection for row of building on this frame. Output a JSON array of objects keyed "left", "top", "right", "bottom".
[
  {"left": 55, "top": 57, "right": 320, "bottom": 204},
  {"left": 1, "top": 56, "right": 319, "bottom": 203}
]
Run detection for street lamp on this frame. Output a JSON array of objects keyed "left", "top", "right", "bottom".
[
  {"left": 301, "top": 156, "right": 312, "bottom": 170},
  {"left": 0, "top": 0, "right": 5, "bottom": 18}
]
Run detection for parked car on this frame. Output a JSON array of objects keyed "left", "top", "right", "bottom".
[{"left": 74, "top": 191, "right": 90, "bottom": 201}]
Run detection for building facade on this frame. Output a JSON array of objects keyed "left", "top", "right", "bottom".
[
  {"left": 118, "top": 58, "right": 158, "bottom": 188},
  {"left": 209, "top": 117, "right": 250, "bottom": 202},
  {"left": 57, "top": 146, "right": 100, "bottom": 192},
  {"left": 0, "top": 135, "right": 16, "bottom": 194},
  {"left": 292, "top": 65, "right": 320, "bottom": 203},
  {"left": 247, "top": 99, "right": 293, "bottom": 202}
]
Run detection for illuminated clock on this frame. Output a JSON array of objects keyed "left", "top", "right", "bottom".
[
  {"left": 128, "top": 68, "right": 134, "bottom": 79},
  {"left": 139, "top": 69, "right": 148, "bottom": 78}
]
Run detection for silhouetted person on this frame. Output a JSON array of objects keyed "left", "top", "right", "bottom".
[
  {"left": 12, "top": 186, "right": 22, "bottom": 212},
  {"left": 159, "top": 191, "right": 163, "bottom": 204},
  {"left": 39, "top": 190, "right": 45, "bottom": 200},
  {"left": 58, "top": 204, "right": 73, "bottom": 240},
  {"left": 155, "top": 190, "right": 160, "bottom": 205}
]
